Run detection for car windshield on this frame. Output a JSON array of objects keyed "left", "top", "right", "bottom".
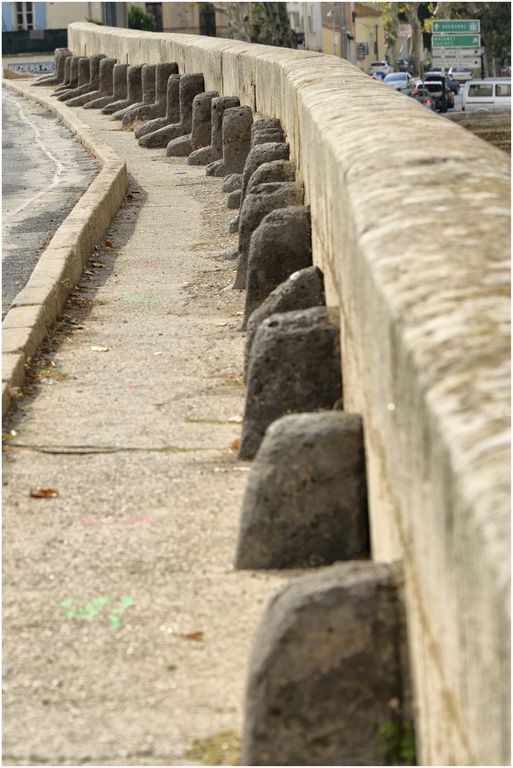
[{"left": 385, "top": 74, "right": 405, "bottom": 81}]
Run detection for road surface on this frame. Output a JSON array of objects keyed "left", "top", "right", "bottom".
[{"left": 2, "top": 87, "right": 97, "bottom": 317}]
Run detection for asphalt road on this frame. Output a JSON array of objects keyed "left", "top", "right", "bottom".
[{"left": 2, "top": 88, "right": 97, "bottom": 317}]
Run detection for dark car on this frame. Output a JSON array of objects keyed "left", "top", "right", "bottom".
[
  {"left": 424, "top": 73, "right": 456, "bottom": 105},
  {"left": 419, "top": 76, "right": 454, "bottom": 110},
  {"left": 406, "top": 86, "right": 436, "bottom": 110}
]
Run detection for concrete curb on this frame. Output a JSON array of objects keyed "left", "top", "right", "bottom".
[{"left": 2, "top": 78, "right": 127, "bottom": 417}]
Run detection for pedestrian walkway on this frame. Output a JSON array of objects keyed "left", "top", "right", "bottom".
[{"left": 3, "top": 96, "right": 292, "bottom": 765}]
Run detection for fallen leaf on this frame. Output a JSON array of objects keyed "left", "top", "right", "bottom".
[
  {"left": 177, "top": 630, "right": 204, "bottom": 641},
  {"left": 153, "top": 351, "right": 162, "bottom": 356},
  {"left": 230, "top": 438, "right": 240, "bottom": 451},
  {"left": 91, "top": 261, "right": 104, "bottom": 268},
  {"left": 30, "top": 487, "right": 59, "bottom": 498},
  {"left": 105, "top": 239, "right": 113, "bottom": 247},
  {"left": 227, "top": 416, "right": 243, "bottom": 424},
  {"left": 91, "top": 346, "right": 109, "bottom": 352}
]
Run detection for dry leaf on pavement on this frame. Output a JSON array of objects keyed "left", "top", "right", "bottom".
[{"left": 30, "top": 488, "right": 59, "bottom": 498}]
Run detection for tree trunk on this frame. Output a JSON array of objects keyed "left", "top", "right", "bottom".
[{"left": 406, "top": 3, "right": 423, "bottom": 74}]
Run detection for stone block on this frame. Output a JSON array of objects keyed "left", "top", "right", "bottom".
[
  {"left": 122, "top": 62, "right": 177, "bottom": 125},
  {"left": 242, "top": 562, "right": 408, "bottom": 766},
  {"left": 52, "top": 55, "right": 79, "bottom": 96},
  {"left": 222, "top": 173, "right": 242, "bottom": 193},
  {"left": 251, "top": 118, "right": 284, "bottom": 146},
  {"left": 239, "top": 142, "right": 290, "bottom": 215},
  {"left": 239, "top": 306, "right": 342, "bottom": 459},
  {"left": 100, "top": 63, "right": 130, "bottom": 114},
  {"left": 188, "top": 95, "right": 240, "bottom": 166},
  {"left": 106, "top": 64, "right": 142, "bottom": 116},
  {"left": 59, "top": 54, "right": 104, "bottom": 103},
  {"left": 243, "top": 205, "right": 312, "bottom": 326},
  {"left": 227, "top": 189, "right": 241, "bottom": 209},
  {"left": 167, "top": 90, "right": 218, "bottom": 157},
  {"left": 138, "top": 73, "right": 204, "bottom": 149},
  {"left": 205, "top": 105, "right": 253, "bottom": 177},
  {"left": 234, "top": 181, "right": 304, "bottom": 289},
  {"left": 246, "top": 159, "right": 296, "bottom": 196},
  {"left": 244, "top": 265, "right": 325, "bottom": 376},
  {"left": 135, "top": 73, "right": 180, "bottom": 138},
  {"left": 69, "top": 57, "right": 116, "bottom": 108},
  {"left": 33, "top": 48, "right": 70, "bottom": 86},
  {"left": 236, "top": 412, "right": 369, "bottom": 569},
  {"left": 57, "top": 55, "right": 90, "bottom": 101},
  {"left": 119, "top": 63, "right": 157, "bottom": 126}
]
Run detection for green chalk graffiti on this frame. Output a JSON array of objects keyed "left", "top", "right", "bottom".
[{"left": 57, "top": 596, "right": 134, "bottom": 627}]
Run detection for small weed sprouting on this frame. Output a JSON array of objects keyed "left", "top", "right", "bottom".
[
  {"left": 378, "top": 720, "right": 416, "bottom": 765},
  {"left": 185, "top": 730, "right": 241, "bottom": 765},
  {"left": 35, "top": 367, "right": 69, "bottom": 382}
]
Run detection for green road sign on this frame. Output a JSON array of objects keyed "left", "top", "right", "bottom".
[
  {"left": 432, "top": 34, "right": 481, "bottom": 48},
  {"left": 432, "top": 19, "right": 480, "bottom": 34}
]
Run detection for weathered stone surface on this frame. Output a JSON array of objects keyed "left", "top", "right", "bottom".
[
  {"left": 33, "top": 48, "right": 70, "bottom": 86},
  {"left": 246, "top": 159, "right": 296, "bottom": 196},
  {"left": 99, "top": 63, "right": 129, "bottom": 113},
  {"left": 135, "top": 73, "right": 180, "bottom": 138},
  {"left": 240, "top": 143, "right": 290, "bottom": 211},
  {"left": 227, "top": 189, "right": 241, "bottom": 209},
  {"left": 122, "top": 62, "right": 177, "bottom": 125},
  {"left": 52, "top": 54, "right": 72, "bottom": 89},
  {"left": 222, "top": 173, "right": 242, "bottom": 193},
  {"left": 188, "top": 95, "right": 240, "bottom": 166},
  {"left": 206, "top": 105, "right": 253, "bottom": 177},
  {"left": 59, "top": 56, "right": 89, "bottom": 103},
  {"left": 251, "top": 118, "right": 283, "bottom": 145},
  {"left": 234, "top": 181, "right": 304, "bottom": 289},
  {"left": 138, "top": 73, "right": 204, "bottom": 149},
  {"left": 242, "top": 562, "right": 407, "bottom": 766},
  {"left": 244, "top": 265, "right": 325, "bottom": 375},
  {"left": 167, "top": 90, "right": 218, "bottom": 157},
  {"left": 52, "top": 55, "right": 79, "bottom": 95},
  {"left": 119, "top": 63, "right": 157, "bottom": 126},
  {"left": 243, "top": 206, "right": 312, "bottom": 327},
  {"left": 239, "top": 306, "right": 342, "bottom": 459},
  {"left": 236, "top": 412, "right": 369, "bottom": 570},
  {"left": 103, "top": 64, "right": 142, "bottom": 115},
  {"left": 69, "top": 57, "right": 116, "bottom": 108}
]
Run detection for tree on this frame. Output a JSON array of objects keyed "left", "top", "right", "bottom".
[
  {"left": 128, "top": 5, "right": 156, "bottom": 32},
  {"left": 213, "top": 2, "right": 295, "bottom": 47},
  {"left": 381, "top": 2, "right": 401, "bottom": 68}
]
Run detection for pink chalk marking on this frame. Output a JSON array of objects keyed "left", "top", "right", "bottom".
[
  {"left": 124, "top": 383, "right": 138, "bottom": 390},
  {"left": 79, "top": 514, "right": 154, "bottom": 526}
]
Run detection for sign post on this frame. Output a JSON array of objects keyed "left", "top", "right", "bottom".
[{"left": 430, "top": 20, "right": 481, "bottom": 76}]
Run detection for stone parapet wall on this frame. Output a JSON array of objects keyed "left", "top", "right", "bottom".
[
  {"left": 446, "top": 111, "right": 511, "bottom": 154},
  {"left": 68, "top": 22, "right": 511, "bottom": 766}
]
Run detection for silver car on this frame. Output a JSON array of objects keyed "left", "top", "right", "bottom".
[{"left": 383, "top": 72, "right": 414, "bottom": 91}]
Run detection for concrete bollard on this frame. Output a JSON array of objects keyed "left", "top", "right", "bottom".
[
  {"left": 135, "top": 73, "right": 180, "bottom": 139},
  {"left": 205, "top": 105, "right": 253, "bottom": 177},
  {"left": 58, "top": 55, "right": 104, "bottom": 102},
  {"left": 122, "top": 62, "right": 177, "bottom": 126},
  {"left": 52, "top": 55, "right": 79, "bottom": 95},
  {"left": 167, "top": 90, "right": 218, "bottom": 157},
  {"left": 107, "top": 64, "right": 143, "bottom": 117},
  {"left": 138, "top": 73, "right": 204, "bottom": 149},
  {"left": 239, "top": 306, "right": 342, "bottom": 460},
  {"left": 57, "top": 56, "right": 90, "bottom": 101},
  {"left": 235, "top": 412, "right": 369, "bottom": 569},
  {"left": 241, "top": 562, "right": 409, "bottom": 766},
  {"left": 230, "top": 158, "right": 296, "bottom": 211},
  {"left": 188, "top": 95, "right": 240, "bottom": 166},
  {"left": 243, "top": 205, "right": 312, "bottom": 326},
  {"left": 233, "top": 181, "right": 304, "bottom": 290},
  {"left": 222, "top": 173, "right": 243, "bottom": 193},
  {"left": 100, "top": 64, "right": 132, "bottom": 114},
  {"left": 33, "top": 48, "right": 70, "bottom": 86},
  {"left": 244, "top": 266, "right": 325, "bottom": 377},
  {"left": 86, "top": 61, "right": 125, "bottom": 110},
  {"left": 115, "top": 64, "right": 157, "bottom": 125},
  {"left": 67, "top": 57, "right": 117, "bottom": 108}
]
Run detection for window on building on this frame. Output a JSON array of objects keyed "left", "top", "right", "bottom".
[{"left": 16, "top": 2, "right": 34, "bottom": 30}]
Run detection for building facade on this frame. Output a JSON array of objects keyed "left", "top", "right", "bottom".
[{"left": 2, "top": 2, "right": 128, "bottom": 31}]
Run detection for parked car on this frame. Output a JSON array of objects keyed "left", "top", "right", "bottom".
[
  {"left": 383, "top": 72, "right": 414, "bottom": 91},
  {"left": 368, "top": 60, "right": 393, "bottom": 77},
  {"left": 405, "top": 86, "right": 436, "bottom": 110},
  {"left": 462, "top": 78, "right": 511, "bottom": 112},
  {"left": 424, "top": 72, "right": 457, "bottom": 103},
  {"left": 415, "top": 80, "right": 451, "bottom": 112},
  {"left": 422, "top": 74, "right": 455, "bottom": 109},
  {"left": 448, "top": 66, "right": 474, "bottom": 83}
]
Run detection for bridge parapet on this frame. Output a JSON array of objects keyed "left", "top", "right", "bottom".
[{"left": 68, "top": 22, "right": 511, "bottom": 766}]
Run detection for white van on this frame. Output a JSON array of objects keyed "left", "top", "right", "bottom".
[{"left": 462, "top": 78, "right": 511, "bottom": 112}]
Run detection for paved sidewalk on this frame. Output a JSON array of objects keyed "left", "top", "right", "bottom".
[{"left": 3, "top": 92, "right": 292, "bottom": 765}]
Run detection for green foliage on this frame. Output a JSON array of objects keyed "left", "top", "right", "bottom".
[
  {"left": 128, "top": 5, "right": 156, "bottom": 32},
  {"left": 378, "top": 720, "right": 417, "bottom": 765}
]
